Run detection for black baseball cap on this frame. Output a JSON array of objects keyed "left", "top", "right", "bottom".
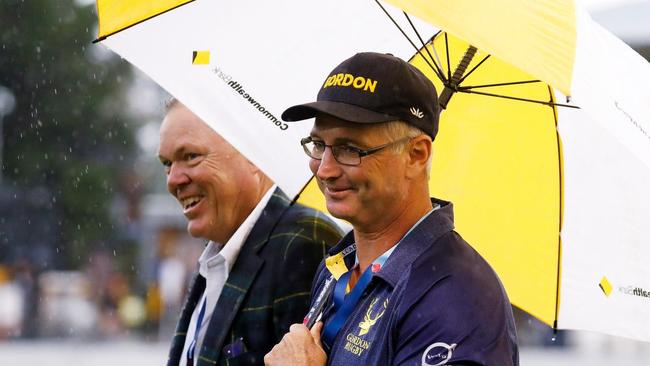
[{"left": 282, "top": 52, "right": 440, "bottom": 139}]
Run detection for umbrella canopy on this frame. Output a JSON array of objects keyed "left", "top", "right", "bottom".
[{"left": 95, "top": 0, "right": 650, "bottom": 342}]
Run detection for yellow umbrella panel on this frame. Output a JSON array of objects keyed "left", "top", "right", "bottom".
[
  {"left": 96, "top": 0, "right": 193, "bottom": 40},
  {"left": 410, "top": 33, "right": 563, "bottom": 327}
]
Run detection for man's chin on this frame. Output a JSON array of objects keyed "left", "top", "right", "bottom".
[
  {"left": 325, "top": 202, "right": 355, "bottom": 222},
  {"left": 187, "top": 222, "right": 208, "bottom": 239}
]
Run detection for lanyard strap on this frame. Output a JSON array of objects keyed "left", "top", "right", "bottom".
[
  {"left": 332, "top": 269, "right": 353, "bottom": 310},
  {"left": 321, "top": 264, "right": 374, "bottom": 349},
  {"left": 187, "top": 297, "right": 207, "bottom": 365},
  {"left": 321, "top": 248, "right": 393, "bottom": 349}
]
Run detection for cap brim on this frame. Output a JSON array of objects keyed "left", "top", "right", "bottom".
[{"left": 282, "top": 101, "right": 398, "bottom": 124}]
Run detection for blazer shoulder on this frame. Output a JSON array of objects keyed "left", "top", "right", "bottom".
[
  {"left": 272, "top": 203, "right": 343, "bottom": 243},
  {"left": 257, "top": 204, "right": 342, "bottom": 267}
]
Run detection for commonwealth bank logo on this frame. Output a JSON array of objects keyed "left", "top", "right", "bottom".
[
  {"left": 599, "top": 276, "right": 613, "bottom": 297},
  {"left": 599, "top": 275, "right": 650, "bottom": 300},
  {"left": 192, "top": 50, "right": 210, "bottom": 65}
]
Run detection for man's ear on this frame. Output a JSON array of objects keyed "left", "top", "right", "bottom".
[{"left": 405, "top": 135, "right": 432, "bottom": 179}]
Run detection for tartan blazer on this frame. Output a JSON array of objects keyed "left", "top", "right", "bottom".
[{"left": 167, "top": 188, "right": 343, "bottom": 366}]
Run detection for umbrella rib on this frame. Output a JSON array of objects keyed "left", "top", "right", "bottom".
[
  {"left": 460, "top": 90, "right": 580, "bottom": 109},
  {"left": 290, "top": 175, "right": 316, "bottom": 206},
  {"left": 459, "top": 79, "right": 542, "bottom": 90},
  {"left": 429, "top": 32, "right": 447, "bottom": 79},
  {"left": 373, "top": 0, "right": 442, "bottom": 81},
  {"left": 547, "top": 85, "right": 563, "bottom": 331},
  {"left": 444, "top": 33, "right": 452, "bottom": 82},
  {"left": 457, "top": 54, "right": 491, "bottom": 85},
  {"left": 402, "top": 12, "right": 446, "bottom": 82}
]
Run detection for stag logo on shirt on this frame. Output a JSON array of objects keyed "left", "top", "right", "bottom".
[{"left": 358, "top": 297, "right": 388, "bottom": 336}]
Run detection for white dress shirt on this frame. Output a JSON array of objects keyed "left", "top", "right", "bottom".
[{"left": 179, "top": 185, "right": 277, "bottom": 366}]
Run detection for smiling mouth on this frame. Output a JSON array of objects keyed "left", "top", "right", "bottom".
[
  {"left": 325, "top": 186, "right": 353, "bottom": 196},
  {"left": 181, "top": 196, "right": 202, "bottom": 210}
]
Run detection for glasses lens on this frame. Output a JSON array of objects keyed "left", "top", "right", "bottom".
[
  {"left": 332, "top": 145, "right": 360, "bottom": 166},
  {"left": 302, "top": 140, "right": 325, "bottom": 159}
]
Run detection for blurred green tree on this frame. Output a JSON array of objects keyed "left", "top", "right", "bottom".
[{"left": 0, "top": 0, "right": 138, "bottom": 268}]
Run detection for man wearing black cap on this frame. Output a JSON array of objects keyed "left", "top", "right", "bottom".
[{"left": 264, "top": 53, "right": 518, "bottom": 366}]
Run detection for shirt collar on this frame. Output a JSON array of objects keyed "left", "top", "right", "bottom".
[{"left": 198, "top": 184, "right": 277, "bottom": 273}]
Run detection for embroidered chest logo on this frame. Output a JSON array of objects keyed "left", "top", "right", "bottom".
[
  {"left": 358, "top": 297, "right": 388, "bottom": 336},
  {"left": 342, "top": 297, "right": 389, "bottom": 357}
]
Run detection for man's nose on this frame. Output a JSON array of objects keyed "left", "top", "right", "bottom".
[
  {"left": 313, "top": 147, "right": 342, "bottom": 181},
  {"left": 166, "top": 163, "right": 190, "bottom": 193}
]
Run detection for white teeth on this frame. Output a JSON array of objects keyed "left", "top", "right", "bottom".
[{"left": 181, "top": 196, "right": 201, "bottom": 209}]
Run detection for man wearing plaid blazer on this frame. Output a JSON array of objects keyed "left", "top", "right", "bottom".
[{"left": 159, "top": 101, "right": 343, "bottom": 366}]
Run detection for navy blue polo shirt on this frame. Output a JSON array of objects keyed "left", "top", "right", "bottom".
[{"left": 309, "top": 198, "right": 519, "bottom": 366}]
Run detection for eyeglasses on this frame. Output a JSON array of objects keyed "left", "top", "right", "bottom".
[{"left": 300, "top": 136, "right": 411, "bottom": 166}]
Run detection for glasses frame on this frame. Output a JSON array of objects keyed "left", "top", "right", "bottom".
[{"left": 300, "top": 136, "right": 411, "bottom": 166}]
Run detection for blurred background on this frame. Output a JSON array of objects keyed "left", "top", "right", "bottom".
[{"left": 1, "top": 0, "right": 649, "bottom": 365}]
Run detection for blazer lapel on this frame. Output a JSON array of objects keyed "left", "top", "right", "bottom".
[{"left": 197, "top": 188, "right": 291, "bottom": 364}]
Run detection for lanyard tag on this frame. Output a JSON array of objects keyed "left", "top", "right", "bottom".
[{"left": 304, "top": 243, "right": 357, "bottom": 329}]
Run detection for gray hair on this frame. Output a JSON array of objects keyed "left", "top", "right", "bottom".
[{"left": 376, "top": 120, "right": 433, "bottom": 177}]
